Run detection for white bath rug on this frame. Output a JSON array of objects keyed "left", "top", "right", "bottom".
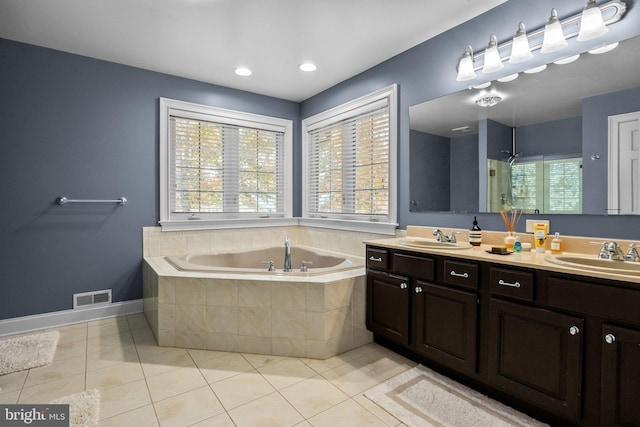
[
  {"left": 51, "top": 389, "right": 101, "bottom": 427},
  {"left": 365, "top": 364, "right": 548, "bottom": 427},
  {"left": 0, "top": 331, "right": 60, "bottom": 376}
]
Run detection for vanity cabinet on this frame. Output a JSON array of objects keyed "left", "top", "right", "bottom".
[
  {"left": 600, "top": 325, "right": 640, "bottom": 426},
  {"left": 365, "top": 243, "right": 640, "bottom": 426}
]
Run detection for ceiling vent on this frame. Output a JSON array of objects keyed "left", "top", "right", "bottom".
[{"left": 73, "top": 290, "right": 112, "bottom": 309}]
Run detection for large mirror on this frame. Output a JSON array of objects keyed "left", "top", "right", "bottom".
[{"left": 409, "top": 35, "right": 640, "bottom": 214}]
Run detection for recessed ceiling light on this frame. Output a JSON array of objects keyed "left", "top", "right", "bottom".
[
  {"left": 234, "top": 67, "right": 252, "bottom": 77},
  {"left": 299, "top": 62, "right": 317, "bottom": 72}
]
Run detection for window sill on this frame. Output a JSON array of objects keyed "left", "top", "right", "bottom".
[
  {"left": 159, "top": 217, "right": 299, "bottom": 232},
  {"left": 299, "top": 217, "right": 397, "bottom": 235}
]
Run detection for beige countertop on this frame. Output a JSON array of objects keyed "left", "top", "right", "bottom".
[{"left": 364, "top": 234, "right": 640, "bottom": 285}]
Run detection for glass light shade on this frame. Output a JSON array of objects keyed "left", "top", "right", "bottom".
[
  {"left": 456, "top": 46, "right": 477, "bottom": 82},
  {"left": 524, "top": 64, "right": 547, "bottom": 74},
  {"left": 509, "top": 22, "right": 533, "bottom": 64},
  {"left": 589, "top": 42, "right": 619, "bottom": 54},
  {"left": 554, "top": 54, "right": 580, "bottom": 65},
  {"left": 577, "top": 0, "right": 609, "bottom": 41},
  {"left": 482, "top": 34, "right": 504, "bottom": 74},
  {"left": 497, "top": 73, "right": 519, "bottom": 83},
  {"left": 541, "top": 9, "right": 568, "bottom": 54}
]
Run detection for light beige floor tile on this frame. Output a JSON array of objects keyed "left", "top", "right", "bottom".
[
  {"left": 0, "top": 389, "right": 20, "bottom": 404},
  {"left": 88, "top": 318, "right": 131, "bottom": 339},
  {"left": 280, "top": 375, "right": 349, "bottom": 418},
  {"left": 301, "top": 354, "right": 352, "bottom": 374},
  {"left": 86, "top": 361, "right": 144, "bottom": 390},
  {"left": 18, "top": 373, "right": 85, "bottom": 403},
  {"left": 354, "top": 349, "right": 416, "bottom": 380},
  {"left": 307, "top": 398, "right": 387, "bottom": 427},
  {"left": 46, "top": 322, "right": 87, "bottom": 333},
  {"left": 24, "top": 355, "right": 86, "bottom": 387},
  {"left": 241, "top": 353, "right": 286, "bottom": 369},
  {"left": 321, "top": 361, "right": 385, "bottom": 396},
  {"left": 294, "top": 421, "right": 313, "bottom": 427},
  {"left": 98, "top": 379, "right": 151, "bottom": 420},
  {"left": 145, "top": 366, "right": 207, "bottom": 402},
  {"left": 54, "top": 338, "right": 87, "bottom": 361},
  {"left": 0, "top": 370, "right": 28, "bottom": 393},
  {"left": 86, "top": 344, "right": 139, "bottom": 372},
  {"left": 257, "top": 358, "right": 317, "bottom": 390},
  {"left": 87, "top": 331, "right": 134, "bottom": 353},
  {"left": 191, "top": 352, "right": 254, "bottom": 384},
  {"left": 228, "top": 392, "right": 304, "bottom": 427},
  {"left": 353, "top": 393, "right": 403, "bottom": 426},
  {"left": 209, "top": 370, "right": 275, "bottom": 410},
  {"left": 154, "top": 386, "right": 225, "bottom": 427},
  {"left": 140, "top": 348, "right": 194, "bottom": 378},
  {"left": 56, "top": 327, "right": 88, "bottom": 346},
  {"left": 341, "top": 343, "right": 381, "bottom": 361},
  {"left": 126, "top": 313, "right": 150, "bottom": 330},
  {"left": 130, "top": 326, "right": 156, "bottom": 344},
  {"left": 189, "top": 412, "right": 236, "bottom": 427},
  {"left": 99, "top": 404, "right": 159, "bottom": 427}
]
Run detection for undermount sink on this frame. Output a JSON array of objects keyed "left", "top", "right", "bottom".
[
  {"left": 399, "top": 238, "right": 472, "bottom": 250},
  {"left": 545, "top": 255, "right": 640, "bottom": 276}
]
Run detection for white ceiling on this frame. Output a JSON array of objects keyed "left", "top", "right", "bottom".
[{"left": 0, "top": 0, "right": 506, "bottom": 102}]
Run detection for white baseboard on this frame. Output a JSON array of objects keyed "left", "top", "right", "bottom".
[{"left": 0, "top": 299, "right": 143, "bottom": 337}]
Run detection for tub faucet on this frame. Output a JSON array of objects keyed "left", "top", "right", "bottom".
[{"left": 284, "top": 237, "right": 292, "bottom": 272}]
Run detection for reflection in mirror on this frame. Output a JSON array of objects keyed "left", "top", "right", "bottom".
[{"left": 409, "top": 35, "right": 640, "bottom": 215}]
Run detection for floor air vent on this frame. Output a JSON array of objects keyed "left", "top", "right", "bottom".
[{"left": 73, "top": 289, "right": 112, "bottom": 309}]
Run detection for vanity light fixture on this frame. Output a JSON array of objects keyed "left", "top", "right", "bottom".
[
  {"left": 553, "top": 54, "right": 581, "bottom": 64},
  {"left": 482, "top": 35, "right": 504, "bottom": 74},
  {"left": 540, "top": 8, "right": 568, "bottom": 54},
  {"left": 524, "top": 64, "right": 547, "bottom": 74},
  {"left": 472, "top": 82, "right": 492, "bottom": 89},
  {"left": 475, "top": 94, "right": 503, "bottom": 108},
  {"left": 497, "top": 73, "right": 519, "bottom": 82},
  {"left": 589, "top": 41, "right": 619, "bottom": 54},
  {"left": 509, "top": 22, "right": 533, "bottom": 64},
  {"left": 234, "top": 67, "right": 252, "bottom": 77},
  {"left": 577, "top": 0, "right": 609, "bottom": 41},
  {"left": 454, "top": 0, "right": 626, "bottom": 81}
]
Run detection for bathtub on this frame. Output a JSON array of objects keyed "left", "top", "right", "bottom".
[
  {"left": 165, "top": 245, "right": 357, "bottom": 275},
  {"left": 143, "top": 244, "right": 371, "bottom": 359}
]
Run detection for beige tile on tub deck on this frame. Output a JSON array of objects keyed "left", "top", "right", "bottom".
[
  {"left": 175, "top": 304, "right": 206, "bottom": 333},
  {"left": 206, "top": 279, "right": 239, "bottom": 307},
  {"left": 174, "top": 277, "right": 206, "bottom": 305},
  {"left": 272, "top": 281, "right": 306, "bottom": 311},
  {"left": 238, "top": 307, "right": 271, "bottom": 337},
  {"left": 154, "top": 386, "right": 225, "bottom": 427},
  {"left": 237, "top": 335, "right": 271, "bottom": 355},
  {"left": 271, "top": 310, "right": 306, "bottom": 340},
  {"left": 158, "top": 278, "right": 175, "bottom": 304},
  {"left": 206, "top": 306, "right": 238, "bottom": 335},
  {"left": 271, "top": 338, "right": 306, "bottom": 358},
  {"left": 206, "top": 332, "right": 239, "bottom": 352},
  {"left": 228, "top": 392, "right": 304, "bottom": 427},
  {"left": 238, "top": 280, "right": 271, "bottom": 308}
]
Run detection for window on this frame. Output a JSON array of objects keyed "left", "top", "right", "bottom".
[
  {"left": 301, "top": 85, "right": 397, "bottom": 233},
  {"left": 159, "top": 98, "right": 292, "bottom": 230}
]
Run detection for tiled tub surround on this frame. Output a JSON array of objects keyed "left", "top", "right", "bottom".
[{"left": 143, "top": 226, "right": 391, "bottom": 359}]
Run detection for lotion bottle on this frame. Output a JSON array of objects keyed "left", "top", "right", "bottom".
[
  {"left": 551, "top": 232, "right": 563, "bottom": 254},
  {"left": 469, "top": 216, "right": 482, "bottom": 246}
]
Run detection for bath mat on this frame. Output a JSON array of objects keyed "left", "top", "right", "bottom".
[
  {"left": 0, "top": 331, "right": 60, "bottom": 376},
  {"left": 365, "top": 365, "right": 548, "bottom": 427},
  {"left": 51, "top": 389, "right": 101, "bottom": 427}
]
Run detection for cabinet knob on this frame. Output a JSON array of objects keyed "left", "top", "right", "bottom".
[
  {"left": 569, "top": 326, "right": 580, "bottom": 336},
  {"left": 400, "top": 282, "right": 408, "bottom": 289},
  {"left": 415, "top": 287, "right": 423, "bottom": 293},
  {"left": 604, "top": 333, "right": 616, "bottom": 344}
]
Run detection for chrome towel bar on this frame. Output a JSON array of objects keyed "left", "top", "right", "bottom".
[{"left": 55, "top": 196, "right": 127, "bottom": 206}]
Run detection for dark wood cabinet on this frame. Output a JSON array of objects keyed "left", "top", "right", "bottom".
[
  {"left": 366, "top": 270, "right": 410, "bottom": 346},
  {"left": 601, "top": 324, "right": 640, "bottom": 427},
  {"left": 412, "top": 281, "right": 478, "bottom": 375},
  {"left": 488, "top": 298, "right": 584, "bottom": 422}
]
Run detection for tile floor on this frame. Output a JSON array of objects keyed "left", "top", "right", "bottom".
[{"left": 0, "top": 313, "right": 417, "bottom": 426}]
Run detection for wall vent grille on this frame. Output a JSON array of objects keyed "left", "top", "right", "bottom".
[{"left": 73, "top": 290, "right": 112, "bottom": 309}]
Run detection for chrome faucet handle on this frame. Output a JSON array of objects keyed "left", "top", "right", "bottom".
[
  {"left": 590, "top": 241, "right": 610, "bottom": 259},
  {"left": 262, "top": 261, "right": 276, "bottom": 272},
  {"left": 300, "top": 260, "right": 313, "bottom": 272},
  {"left": 606, "top": 241, "right": 625, "bottom": 261},
  {"left": 432, "top": 229, "right": 444, "bottom": 242},
  {"left": 625, "top": 244, "right": 640, "bottom": 262},
  {"left": 447, "top": 231, "right": 461, "bottom": 244}
]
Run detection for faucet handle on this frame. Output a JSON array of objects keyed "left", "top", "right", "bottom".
[
  {"left": 300, "top": 260, "right": 313, "bottom": 272},
  {"left": 590, "top": 241, "right": 609, "bottom": 259},
  {"left": 625, "top": 244, "right": 640, "bottom": 262},
  {"left": 447, "top": 231, "right": 461, "bottom": 244},
  {"left": 262, "top": 260, "right": 276, "bottom": 272}
]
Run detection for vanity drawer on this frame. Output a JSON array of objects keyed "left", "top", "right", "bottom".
[
  {"left": 443, "top": 260, "right": 479, "bottom": 290},
  {"left": 367, "top": 247, "right": 390, "bottom": 270},
  {"left": 394, "top": 253, "right": 435, "bottom": 281},
  {"left": 490, "top": 267, "right": 534, "bottom": 301}
]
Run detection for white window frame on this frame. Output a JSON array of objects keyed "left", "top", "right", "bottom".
[
  {"left": 159, "top": 98, "right": 294, "bottom": 231},
  {"left": 301, "top": 85, "right": 398, "bottom": 234}
]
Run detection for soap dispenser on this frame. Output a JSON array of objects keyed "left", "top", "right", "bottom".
[
  {"left": 469, "top": 216, "right": 482, "bottom": 246},
  {"left": 551, "top": 232, "right": 563, "bottom": 254}
]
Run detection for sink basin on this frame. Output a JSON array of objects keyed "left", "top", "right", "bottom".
[
  {"left": 545, "top": 255, "right": 640, "bottom": 275},
  {"left": 399, "top": 238, "right": 472, "bottom": 250}
]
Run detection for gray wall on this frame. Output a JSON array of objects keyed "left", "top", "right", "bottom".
[
  {"left": 0, "top": 39, "right": 299, "bottom": 320},
  {"left": 301, "top": 0, "right": 640, "bottom": 239},
  {"left": 516, "top": 117, "right": 582, "bottom": 157},
  {"left": 450, "top": 133, "right": 479, "bottom": 213},
  {"left": 409, "top": 130, "right": 450, "bottom": 211}
]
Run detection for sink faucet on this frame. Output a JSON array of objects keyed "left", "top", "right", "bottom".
[
  {"left": 604, "top": 241, "right": 625, "bottom": 261},
  {"left": 432, "top": 229, "right": 457, "bottom": 243},
  {"left": 284, "top": 237, "right": 292, "bottom": 272},
  {"left": 625, "top": 243, "right": 640, "bottom": 262}
]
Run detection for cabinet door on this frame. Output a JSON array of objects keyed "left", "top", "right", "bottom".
[
  {"left": 601, "top": 324, "right": 640, "bottom": 427},
  {"left": 488, "top": 299, "right": 583, "bottom": 422},
  {"left": 366, "top": 271, "right": 410, "bottom": 346},
  {"left": 412, "top": 281, "right": 478, "bottom": 375}
]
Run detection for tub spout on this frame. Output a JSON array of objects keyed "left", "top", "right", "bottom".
[{"left": 284, "top": 237, "right": 292, "bottom": 272}]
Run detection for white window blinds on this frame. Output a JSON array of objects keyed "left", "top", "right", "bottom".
[
  {"left": 306, "top": 97, "right": 391, "bottom": 221},
  {"left": 170, "top": 116, "right": 285, "bottom": 215},
  {"left": 159, "top": 98, "right": 292, "bottom": 229}
]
